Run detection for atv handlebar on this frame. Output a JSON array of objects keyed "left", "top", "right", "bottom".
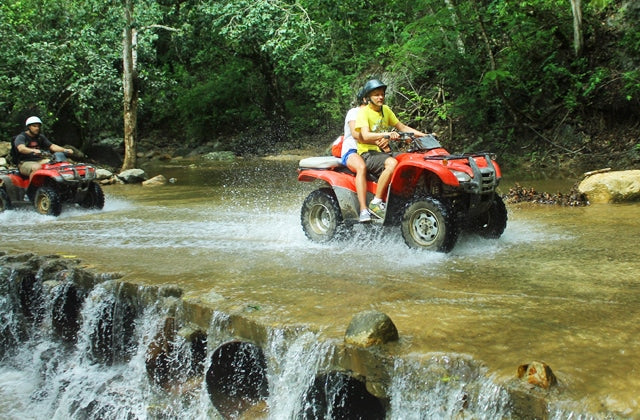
[
  {"left": 34, "top": 151, "right": 69, "bottom": 163},
  {"left": 383, "top": 131, "right": 416, "bottom": 140},
  {"left": 383, "top": 132, "right": 442, "bottom": 153}
]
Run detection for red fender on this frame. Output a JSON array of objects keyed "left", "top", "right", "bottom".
[
  {"left": 298, "top": 169, "right": 378, "bottom": 195},
  {"left": 29, "top": 168, "right": 64, "bottom": 188},
  {"left": 5, "top": 173, "right": 29, "bottom": 189},
  {"left": 390, "top": 153, "right": 460, "bottom": 197}
]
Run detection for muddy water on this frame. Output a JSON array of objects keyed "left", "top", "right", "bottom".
[{"left": 1, "top": 157, "right": 639, "bottom": 416}]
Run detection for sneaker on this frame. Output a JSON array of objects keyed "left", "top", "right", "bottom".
[
  {"left": 359, "top": 209, "right": 371, "bottom": 223},
  {"left": 368, "top": 201, "right": 386, "bottom": 219}
]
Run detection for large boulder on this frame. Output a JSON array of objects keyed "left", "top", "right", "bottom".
[
  {"left": 344, "top": 310, "right": 399, "bottom": 347},
  {"left": 142, "top": 174, "right": 167, "bottom": 187},
  {"left": 117, "top": 168, "right": 147, "bottom": 184},
  {"left": 96, "top": 168, "right": 114, "bottom": 180},
  {"left": 578, "top": 169, "right": 640, "bottom": 203},
  {"left": 0, "top": 141, "right": 11, "bottom": 158}
]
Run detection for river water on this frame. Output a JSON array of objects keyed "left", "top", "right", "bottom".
[{"left": 1, "top": 156, "right": 639, "bottom": 418}]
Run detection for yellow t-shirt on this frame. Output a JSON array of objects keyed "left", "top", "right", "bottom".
[{"left": 355, "top": 104, "right": 399, "bottom": 154}]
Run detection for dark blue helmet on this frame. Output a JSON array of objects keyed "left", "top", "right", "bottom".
[{"left": 361, "top": 79, "right": 387, "bottom": 98}]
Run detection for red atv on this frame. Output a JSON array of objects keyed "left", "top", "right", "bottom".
[
  {"left": 297, "top": 133, "right": 507, "bottom": 252},
  {"left": 0, "top": 152, "right": 104, "bottom": 216}
]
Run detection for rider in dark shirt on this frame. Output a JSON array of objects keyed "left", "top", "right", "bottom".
[{"left": 13, "top": 116, "right": 73, "bottom": 176}]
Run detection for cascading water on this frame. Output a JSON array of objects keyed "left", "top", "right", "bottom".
[
  {"left": 388, "top": 355, "right": 511, "bottom": 419},
  {"left": 0, "top": 253, "right": 530, "bottom": 419}
]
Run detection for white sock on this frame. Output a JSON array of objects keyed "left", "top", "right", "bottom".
[{"left": 371, "top": 197, "right": 382, "bottom": 205}]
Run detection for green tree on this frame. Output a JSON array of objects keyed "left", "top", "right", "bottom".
[{"left": 0, "top": 0, "right": 122, "bottom": 144}]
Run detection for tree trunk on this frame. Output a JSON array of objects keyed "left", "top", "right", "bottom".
[
  {"left": 121, "top": 0, "right": 137, "bottom": 171},
  {"left": 570, "top": 0, "right": 584, "bottom": 57},
  {"left": 443, "top": 0, "right": 465, "bottom": 54}
]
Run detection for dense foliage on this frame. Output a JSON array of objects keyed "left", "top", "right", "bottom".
[{"left": 1, "top": 0, "right": 638, "bottom": 162}]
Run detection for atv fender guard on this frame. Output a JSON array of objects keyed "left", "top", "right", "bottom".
[
  {"left": 390, "top": 157, "right": 460, "bottom": 195},
  {"left": 297, "top": 168, "right": 356, "bottom": 190},
  {"left": 298, "top": 168, "right": 368, "bottom": 222}
]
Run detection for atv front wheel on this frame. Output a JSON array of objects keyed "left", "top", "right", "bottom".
[
  {"left": 301, "top": 188, "right": 343, "bottom": 243},
  {"left": 80, "top": 182, "right": 105, "bottom": 209},
  {"left": 35, "top": 186, "right": 62, "bottom": 216},
  {"left": 0, "top": 187, "right": 11, "bottom": 212},
  {"left": 401, "top": 197, "right": 458, "bottom": 252},
  {"left": 468, "top": 193, "right": 507, "bottom": 238}
]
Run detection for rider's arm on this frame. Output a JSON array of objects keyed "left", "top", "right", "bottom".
[
  {"left": 394, "top": 122, "right": 427, "bottom": 137},
  {"left": 49, "top": 144, "right": 73, "bottom": 154},
  {"left": 348, "top": 120, "right": 362, "bottom": 142},
  {"left": 16, "top": 144, "right": 41, "bottom": 155},
  {"left": 359, "top": 126, "right": 398, "bottom": 143}
]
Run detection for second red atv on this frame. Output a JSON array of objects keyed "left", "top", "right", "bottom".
[
  {"left": 297, "top": 133, "right": 507, "bottom": 252},
  {"left": 0, "top": 152, "right": 104, "bottom": 216}
]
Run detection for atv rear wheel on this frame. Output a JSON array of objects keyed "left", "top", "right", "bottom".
[
  {"left": 301, "top": 188, "right": 343, "bottom": 243},
  {"left": 0, "top": 188, "right": 11, "bottom": 212},
  {"left": 35, "top": 186, "right": 62, "bottom": 216},
  {"left": 80, "top": 182, "right": 105, "bottom": 209},
  {"left": 468, "top": 193, "right": 507, "bottom": 238},
  {"left": 401, "top": 197, "right": 458, "bottom": 252}
]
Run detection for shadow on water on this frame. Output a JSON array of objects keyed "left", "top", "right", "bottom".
[{"left": 1, "top": 157, "right": 639, "bottom": 417}]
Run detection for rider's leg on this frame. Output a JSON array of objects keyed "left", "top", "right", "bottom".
[
  {"left": 374, "top": 156, "right": 397, "bottom": 200},
  {"left": 347, "top": 153, "right": 368, "bottom": 212},
  {"left": 18, "top": 161, "right": 42, "bottom": 177}
]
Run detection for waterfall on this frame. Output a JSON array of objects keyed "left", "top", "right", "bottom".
[
  {"left": 1, "top": 252, "right": 591, "bottom": 419},
  {"left": 388, "top": 354, "right": 511, "bottom": 418}
]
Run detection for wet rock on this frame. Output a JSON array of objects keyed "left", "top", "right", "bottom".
[
  {"left": 506, "top": 361, "right": 559, "bottom": 418},
  {"left": 517, "top": 361, "right": 557, "bottom": 389},
  {"left": 157, "top": 284, "right": 183, "bottom": 298},
  {"left": 301, "top": 372, "right": 385, "bottom": 420},
  {"left": 0, "top": 141, "right": 10, "bottom": 157},
  {"left": 578, "top": 169, "right": 640, "bottom": 203},
  {"left": 178, "top": 324, "right": 206, "bottom": 345},
  {"left": 206, "top": 340, "right": 269, "bottom": 418},
  {"left": 117, "top": 168, "right": 147, "bottom": 184},
  {"left": 50, "top": 282, "right": 85, "bottom": 343},
  {"left": 95, "top": 168, "right": 113, "bottom": 180},
  {"left": 87, "top": 285, "right": 138, "bottom": 366},
  {"left": 142, "top": 174, "right": 167, "bottom": 187},
  {"left": 345, "top": 310, "right": 399, "bottom": 347},
  {"left": 146, "top": 317, "right": 178, "bottom": 389}
]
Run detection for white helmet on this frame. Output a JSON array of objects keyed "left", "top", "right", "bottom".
[{"left": 25, "top": 116, "right": 42, "bottom": 126}]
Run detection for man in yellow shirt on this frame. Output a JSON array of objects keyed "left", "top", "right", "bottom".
[{"left": 355, "top": 79, "right": 427, "bottom": 219}]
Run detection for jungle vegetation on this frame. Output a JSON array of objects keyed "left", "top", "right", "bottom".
[{"left": 1, "top": 0, "right": 639, "bottom": 169}]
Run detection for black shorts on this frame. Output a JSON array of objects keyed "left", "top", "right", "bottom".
[{"left": 361, "top": 151, "right": 394, "bottom": 176}]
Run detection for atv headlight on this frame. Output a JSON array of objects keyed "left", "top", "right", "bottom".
[
  {"left": 451, "top": 170, "right": 471, "bottom": 183},
  {"left": 60, "top": 172, "right": 76, "bottom": 180}
]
